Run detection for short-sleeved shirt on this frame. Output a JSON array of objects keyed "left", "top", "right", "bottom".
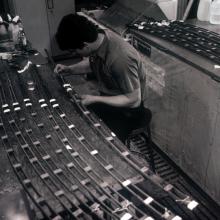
[{"left": 89, "top": 30, "right": 147, "bottom": 101}]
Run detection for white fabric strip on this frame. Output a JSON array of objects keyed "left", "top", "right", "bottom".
[
  {"left": 40, "top": 104, "right": 47, "bottom": 108},
  {"left": 52, "top": 104, "right": 59, "bottom": 108},
  {"left": 106, "top": 136, "right": 113, "bottom": 141},
  {"left": 94, "top": 123, "right": 101, "bottom": 127},
  {"left": 105, "top": 165, "right": 113, "bottom": 170},
  {"left": 63, "top": 84, "right": 71, "bottom": 88},
  {"left": 3, "top": 109, "right": 10, "bottom": 113},
  {"left": 120, "top": 213, "right": 132, "bottom": 220},
  {"left": 122, "top": 180, "right": 131, "bottom": 187},
  {"left": 164, "top": 184, "right": 173, "bottom": 191},
  {"left": 56, "top": 149, "right": 62, "bottom": 154},
  {"left": 14, "top": 107, "right": 21, "bottom": 111},
  {"left": 111, "top": 132, "right": 116, "bottom": 137},
  {"left": 172, "top": 216, "right": 182, "bottom": 220},
  {"left": 90, "top": 150, "right": 98, "bottom": 155},
  {"left": 144, "top": 217, "right": 154, "bottom": 220},
  {"left": 72, "top": 152, "right": 79, "bottom": 157},
  {"left": 68, "top": 124, "right": 75, "bottom": 129},
  {"left": 138, "top": 25, "right": 144, "bottom": 30},
  {"left": 84, "top": 166, "right": 91, "bottom": 172},
  {"left": 141, "top": 167, "right": 149, "bottom": 173},
  {"left": 214, "top": 65, "right": 220, "bottom": 69},
  {"left": 78, "top": 136, "right": 85, "bottom": 141},
  {"left": 43, "top": 155, "right": 50, "bottom": 160},
  {"left": 65, "top": 145, "right": 72, "bottom": 150},
  {"left": 38, "top": 99, "right": 45, "bottom": 103},
  {"left": 83, "top": 111, "right": 90, "bottom": 115},
  {"left": 143, "top": 197, "right": 153, "bottom": 205},
  {"left": 66, "top": 88, "right": 72, "bottom": 92},
  {"left": 2, "top": 104, "right": 8, "bottom": 108},
  {"left": 187, "top": 200, "right": 198, "bottom": 210},
  {"left": 122, "top": 151, "right": 129, "bottom": 156}
]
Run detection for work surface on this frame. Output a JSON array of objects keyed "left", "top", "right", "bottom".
[{"left": 0, "top": 52, "right": 199, "bottom": 219}]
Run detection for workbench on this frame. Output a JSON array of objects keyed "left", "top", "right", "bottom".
[{"left": 0, "top": 50, "right": 190, "bottom": 219}]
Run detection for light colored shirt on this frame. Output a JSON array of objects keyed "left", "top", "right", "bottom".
[{"left": 89, "top": 30, "right": 147, "bottom": 101}]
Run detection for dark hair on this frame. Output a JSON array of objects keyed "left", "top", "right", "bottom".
[{"left": 56, "top": 14, "right": 98, "bottom": 50}]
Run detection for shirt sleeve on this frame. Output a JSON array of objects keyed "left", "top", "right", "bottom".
[{"left": 110, "top": 53, "right": 140, "bottom": 94}]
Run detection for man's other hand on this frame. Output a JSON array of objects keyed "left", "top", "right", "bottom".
[
  {"left": 80, "top": 95, "right": 97, "bottom": 106},
  {"left": 54, "top": 64, "right": 70, "bottom": 74}
]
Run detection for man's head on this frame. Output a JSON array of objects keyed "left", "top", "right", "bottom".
[{"left": 56, "top": 14, "right": 99, "bottom": 56}]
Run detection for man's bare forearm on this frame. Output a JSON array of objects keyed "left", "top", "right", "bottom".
[
  {"left": 81, "top": 89, "right": 141, "bottom": 108},
  {"left": 95, "top": 94, "right": 140, "bottom": 108},
  {"left": 69, "top": 58, "right": 91, "bottom": 75}
]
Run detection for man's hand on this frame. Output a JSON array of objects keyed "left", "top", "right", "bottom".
[
  {"left": 54, "top": 64, "right": 70, "bottom": 74},
  {"left": 80, "top": 95, "right": 97, "bottom": 106}
]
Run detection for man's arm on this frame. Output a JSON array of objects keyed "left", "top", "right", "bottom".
[
  {"left": 54, "top": 58, "right": 91, "bottom": 75},
  {"left": 80, "top": 88, "right": 141, "bottom": 108}
]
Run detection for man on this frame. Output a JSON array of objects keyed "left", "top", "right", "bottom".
[{"left": 54, "top": 14, "right": 148, "bottom": 143}]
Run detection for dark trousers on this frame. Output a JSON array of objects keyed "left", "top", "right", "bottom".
[{"left": 88, "top": 102, "right": 145, "bottom": 143}]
